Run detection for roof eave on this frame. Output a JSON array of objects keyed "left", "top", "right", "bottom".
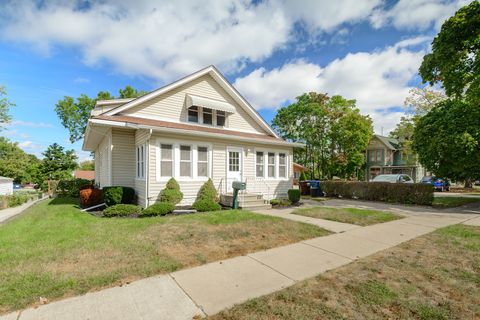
[{"left": 88, "top": 118, "right": 301, "bottom": 147}]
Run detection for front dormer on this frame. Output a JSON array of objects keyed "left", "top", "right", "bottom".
[{"left": 185, "top": 94, "right": 235, "bottom": 128}]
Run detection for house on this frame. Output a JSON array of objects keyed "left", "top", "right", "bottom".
[
  {"left": 0, "top": 177, "right": 13, "bottom": 196},
  {"left": 365, "top": 134, "right": 426, "bottom": 182},
  {"left": 83, "top": 66, "right": 302, "bottom": 207},
  {"left": 74, "top": 170, "right": 95, "bottom": 180}
]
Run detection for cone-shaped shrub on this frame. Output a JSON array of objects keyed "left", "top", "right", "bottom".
[
  {"left": 193, "top": 179, "right": 220, "bottom": 212},
  {"left": 160, "top": 178, "right": 183, "bottom": 204}
]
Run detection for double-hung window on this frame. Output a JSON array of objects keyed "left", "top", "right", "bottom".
[
  {"left": 188, "top": 106, "right": 199, "bottom": 123},
  {"left": 279, "top": 153, "right": 287, "bottom": 178},
  {"left": 267, "top": 152, "right": 275, "bottom": 178},
  {"left": 216, "top": 111, "right": 226, "bottom": 127},
  {"left": 159, "top": 144, "right": 173, "bottom": 177},
  {"left": 197, "top": 146, "right": 208, "bottom": 177},
  {"left": 203, "top": 108, "right": 213, "bottom": 125},
  {"left": 180, "top": 145, "right": 192, "bottom": 177},
  {"left": 256, "top": 152, "right": 264, "bottom": 178},
  {"left": 136, "top": 144, "right": 146, "bottom": 179}
]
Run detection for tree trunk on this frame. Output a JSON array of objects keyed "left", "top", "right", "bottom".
[{"left": 464, "top": 179, "right": 473, "bottom": 188}]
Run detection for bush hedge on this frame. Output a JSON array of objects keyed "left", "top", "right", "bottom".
[
  {"left": 192, "top": 179, "right": 220, "bottom": 212},
  {"left": 79, "top": 188, "right": 103, "bottom": 208},
  {"left": 103, "top": 186, "right": 135, "bottom": 206},
  {"left": 141, "top": 202, "right": 175, "bottom": 216},
  {"left": 321, "top": 181, "right": 434, "bottom": 205},
  {"left": 160, "top": 178, "right": 183, "bottom": 204},
  {"left": 103, "top": 204, "right": 142, "bottom": 217},
  {"left": 56, "top": 179, "right": 93, "bottom": 197},
  {"left": 288, "top": 189, "right": 301, "bottom": 204}
]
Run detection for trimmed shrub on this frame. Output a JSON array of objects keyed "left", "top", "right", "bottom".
[
  {"left": 79, "top": 188, "right": 103, "bottom": 208},
  {"left": 141, "top": 202, "right": 175, "bottom": 217},
  {"left": 288, "top": 189, "right": 301, "bottom": 204},
  {"left": 195, "top": 178, "right": 218, "bottom": 202},
  {"left": 56, "top": 179, "right": 93, "bottom": 197},
  {"left": 192, "top": 179, "right": 220, "bottom": 212},
  {"left": 270, "top": 199, "right": 291, "bottom": 206},
  {"left": 321, "top": 181, "right": 434, "bottom": 205},
  {"left": 103, "top": 204, "right": 142, "bottom": 217},
  {"left": 160, "top": 178, "right": 183, "bottom": 204},
  {"left": 192, "top": 199, "right": 221, "bottom": 212},
  {"left": 103, "top": 186, "right": 135, "bottom": 206}
]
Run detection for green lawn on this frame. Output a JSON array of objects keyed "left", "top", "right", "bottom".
[
  {"left": 0, "top": 198, "right": 329, "bottom": 314},
  {"left": 212, "top": 224, "right": 480, "bottom": 320},
  {"left": 432, "top": 196, "right": 480, "bottom": 208},
  {"left": 292, "top": 206, "right": 402, "bottom": 226}
]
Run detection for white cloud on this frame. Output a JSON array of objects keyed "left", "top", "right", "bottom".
[
  {"left": 370, "top": 0, "right": 469, "bottom": 30},
  {"left": 10, "top": 120, "right": 54, "bottom": 128},
  {"left": 283, "top": 0, "right": 382, "bottom": 32},
  {"left": 234, "top": 38, "right": 429, "bottom": 134},
  {"left": 0, "top": 0, "right": 388, "bottom": 82}
]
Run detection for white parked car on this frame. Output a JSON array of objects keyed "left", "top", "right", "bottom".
[{"left": 372, "top": 174, "right": 414, "bottom": 183}]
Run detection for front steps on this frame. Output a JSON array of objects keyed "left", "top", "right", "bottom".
[{"left": 220, "top": 193, "right": 272, "bottom": 210}]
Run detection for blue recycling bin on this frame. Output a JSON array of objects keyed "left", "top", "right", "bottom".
[{"left": 309, "top": 180, "right": 321, "bottom": 197}]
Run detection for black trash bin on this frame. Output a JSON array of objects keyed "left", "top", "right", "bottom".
[{"left": 310, "top": 180, "right": 321, "bottom": 197}]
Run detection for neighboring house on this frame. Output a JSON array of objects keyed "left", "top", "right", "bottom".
[
  {"left": 0, "top": 177, "right": 13, "bottom": 196},
  {"left": 365, "top": 135, "right": 426, "bottom": 182},
  {"left": 293, "top": 163, "right": 308, "bottom": 185},
  {"left": 83, "top": 66, "right": 301, "bottom": 207},
  {"left": 74, "top": 170, "right": 95, "bottom": 180}
]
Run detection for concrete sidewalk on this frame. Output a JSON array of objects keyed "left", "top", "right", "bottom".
[
  {"left": 0, "top": 197, "right": 48, "bottom": 224},
  {"left": 254, "top": 207, "right": 360, "bottom": 233},
  {"left": 3, "top": 210, "right": 476, "bottom": 320}
]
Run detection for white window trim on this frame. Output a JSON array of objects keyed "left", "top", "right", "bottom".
[
  {"left": 254, "top": 148, "right": 290, "bottom": 181},
  {"left": 156, "top": 138, "right": 212, "bottom": 182},
  {"left": 135, "top": 143, "right": 146, "bottom": 180},
  {"left": 179, "top": 144, "right": 193, "bottom": 178},
  {"left": 158, "top": 143, "right": 175, "bottom": 179}
]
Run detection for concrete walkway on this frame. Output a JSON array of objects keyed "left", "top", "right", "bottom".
[
  {"left": 254, "top": 206, "right": 360, "bottom": 233},
  {"left": 0, "top": 197, "right": 48, "bottom": 224},
  {"left": 3, "top": 206, "right": 478, "bottom": 320}
]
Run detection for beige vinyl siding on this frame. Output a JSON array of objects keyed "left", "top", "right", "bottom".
[
  {"left": 94, "top": 129, "right": 112, "bottom": 188},
  {"left": 123, "top": 74, "right": 267, "bottom": 135},
  {"left": 147, "top": 133, "right": 293, "bottom": 206},
  {"left": 111, "top": 128, "right": 135, "bottom": 188},
  {"left": 134, "top": 129, "right": 150, "bottom": 207}
]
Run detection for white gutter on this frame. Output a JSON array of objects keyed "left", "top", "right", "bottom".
[{"left": 88, "top": 118, "right": 305, "bottom": 148}]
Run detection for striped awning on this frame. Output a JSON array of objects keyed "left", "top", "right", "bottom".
[{"left": 186, "top": 94, "right": 236, "bottom": 113}]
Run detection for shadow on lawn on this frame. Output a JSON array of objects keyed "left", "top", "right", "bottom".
[{"left": 47, "top": 197, "right": 81, "bottom": 209}]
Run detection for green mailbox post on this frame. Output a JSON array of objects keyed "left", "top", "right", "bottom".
[{"left": 232, "top": 181, "right": 246, "bottom": 209}]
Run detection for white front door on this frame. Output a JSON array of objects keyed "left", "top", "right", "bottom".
[{"left": 227, "top": 147, "right": 243, "bottom": 193}]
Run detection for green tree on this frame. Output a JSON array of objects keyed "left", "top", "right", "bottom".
[
  {"left": 40, "top": 143, "right": 78, "bottom": 180},
  {"left": 414, "top": 1, "right": 480, "bottom": 188},
  {"left": 419, "top": 1, "right": 480, "bottom": 105},
  {"left": 389, "top": 117, "right": 417, "bottom": 165},
  {"left": 413, "top": 100, "right": 480, "bottom": 187},
  {"left": 119, "top": 85, "right": 147, "bottom": 99},
  {"left": 0, "top": 85, "right": 15, "bottom": 130},
  {"left": 78, "top": 160, "right": 95, "bottom": 170},
  {"left": 0, "top": 137, "right": 40, "bottom": 183},
  {"left": 56, "top": 86, "right": 145, "bottom": 143},
  {"left": 272, "top": 93, "right": 373, "bottom": 179}
]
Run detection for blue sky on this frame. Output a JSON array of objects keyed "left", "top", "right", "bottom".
[{"left": 0, "top": 0, "right": 467, "bottom": 161}]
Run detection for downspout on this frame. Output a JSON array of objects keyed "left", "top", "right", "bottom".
[{"left": 145, "top": 129, "right": 153, "bottom": 207}]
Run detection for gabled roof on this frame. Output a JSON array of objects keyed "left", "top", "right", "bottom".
[
  {"left": 374, "top": 134, "right": 400, "bottom": 150},
  {"left": 103, "top": 65, "right": 278, "bottom": 138}
]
